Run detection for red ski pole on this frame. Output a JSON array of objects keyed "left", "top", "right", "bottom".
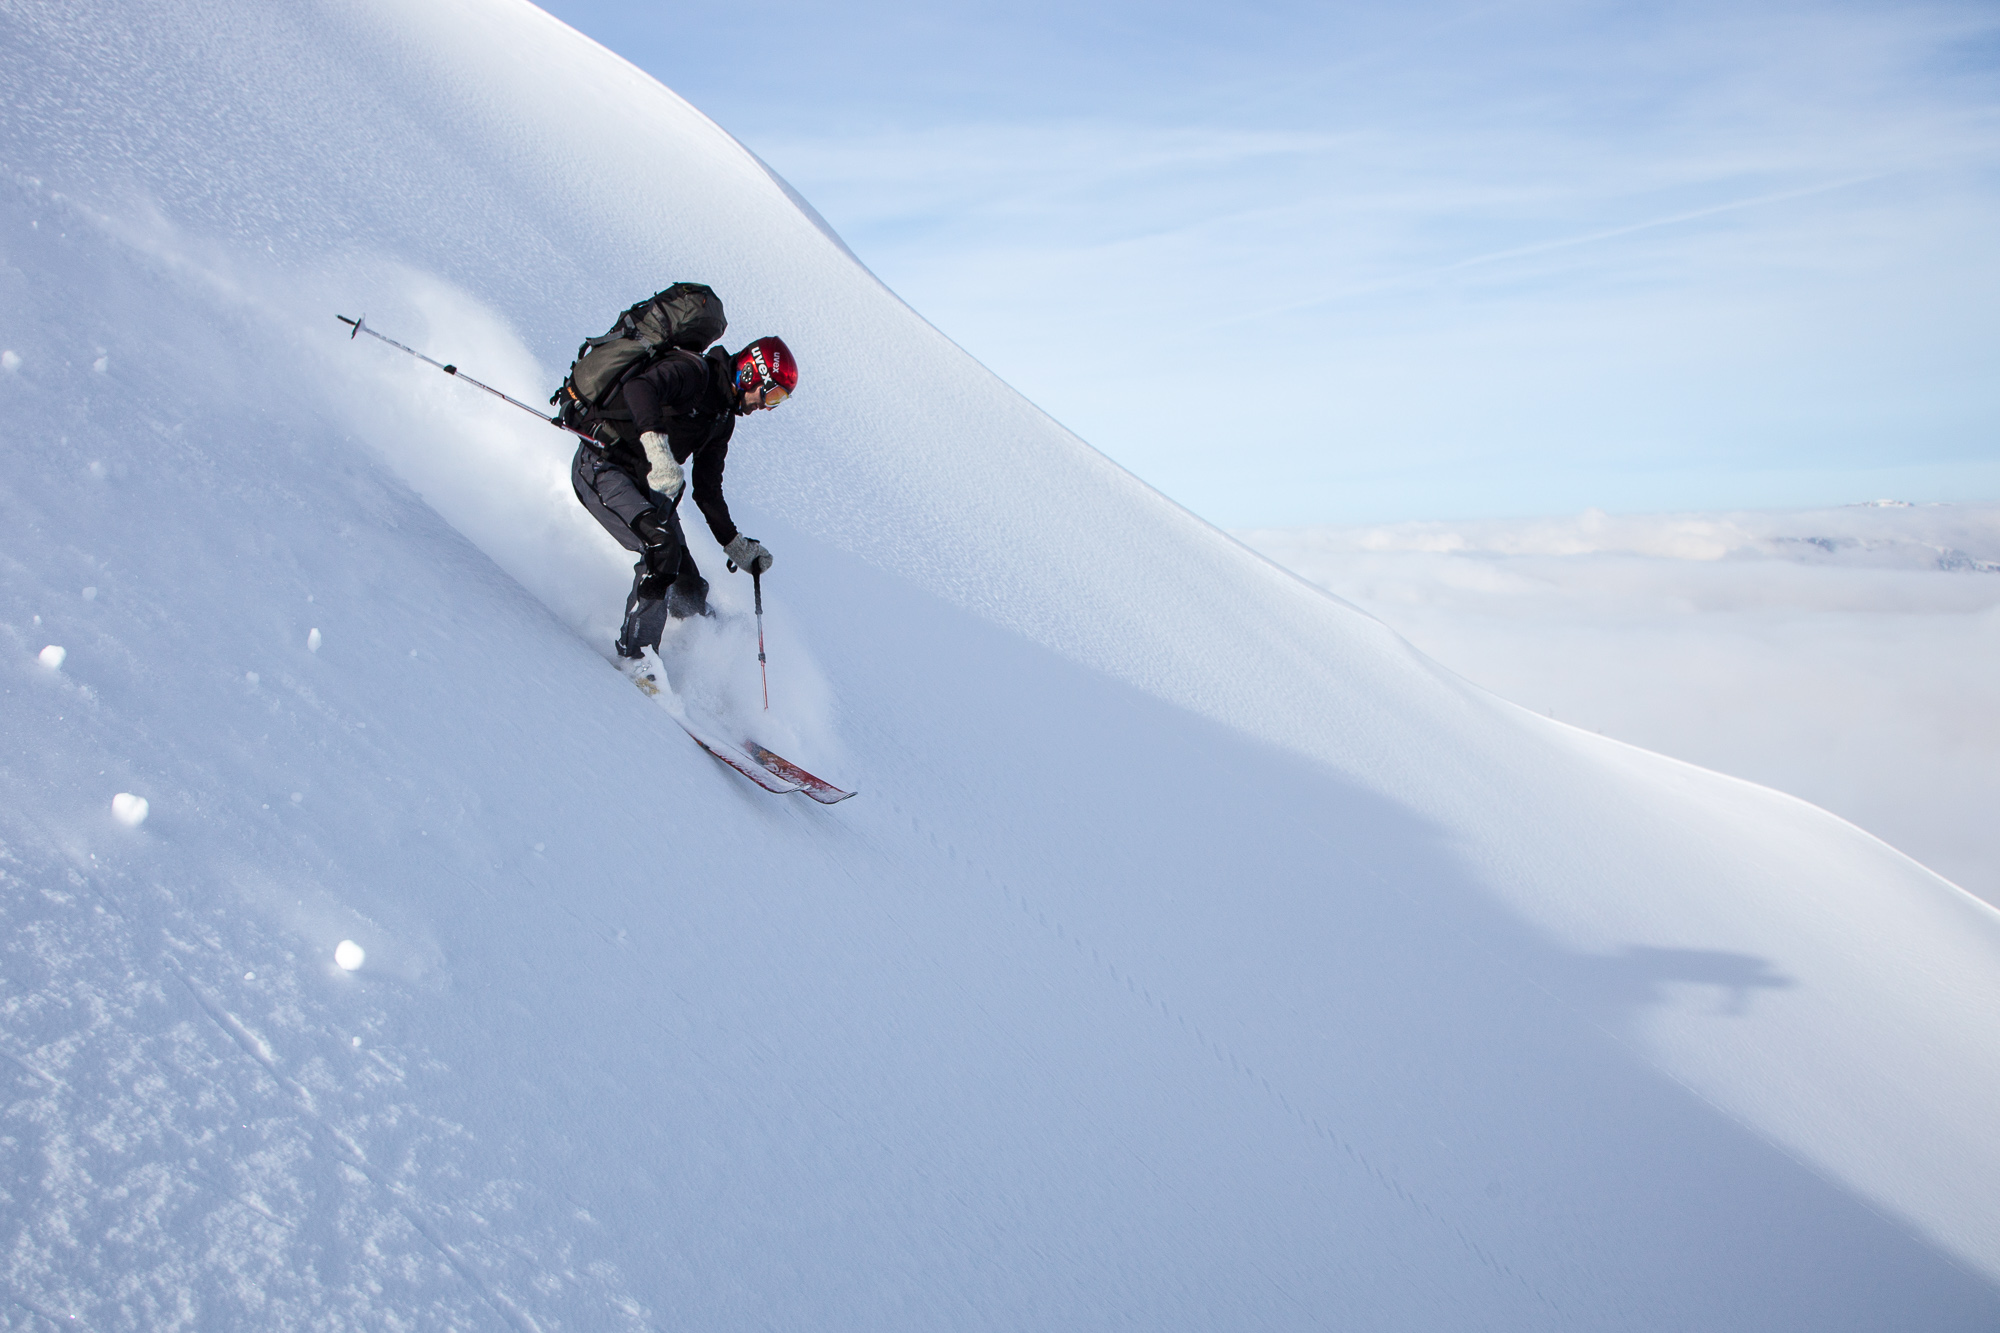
[{"left": 753, "top": 570, "right": 769, "bottom": 710}]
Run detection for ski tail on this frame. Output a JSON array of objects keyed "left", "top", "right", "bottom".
[
  {"left": 623, "top": 651, "right": 801, "bottom": 793},
  {"left": 682, "top": 724, "right": 803, "bottom": 793},
  {"left": 619, "top": 650, "right": 850, "bottom": 802},
  {"left": 743, "top": 742, "right": 856, "bottom": 804}
]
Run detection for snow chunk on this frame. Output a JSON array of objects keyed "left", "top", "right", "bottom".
[
  {"left": 1, "top": 350, "right": 19, "bottom": 372},
  {"left": 306, "top": 627, "right": 321, "bottom": 652},
  {"left": 334, "top": 940, "right": 365, "bottom": 971},
  {"left": 92, "top": 354, "right": 107, "bottom": 373},
  {"left": 111, "top": 793, "right": 149, "bottom": 827},
  {"left": 37, "top": 645, "right": 65, "bottom": 669},
  {"left": 81, "top": 586, "right": 97, "bottom": 601}
]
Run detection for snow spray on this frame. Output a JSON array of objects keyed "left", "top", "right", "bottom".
[{"left": 336, "top": 314, "right": 598, "bottom": 445}]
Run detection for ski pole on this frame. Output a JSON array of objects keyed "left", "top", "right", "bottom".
[
  {"left": 336, "top": 314, "right": 599, "bottom": 445},
  {"left": 753, "top": 570, "right": 769, "bottom": 710}
]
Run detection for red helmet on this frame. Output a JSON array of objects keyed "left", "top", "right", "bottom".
[{"left": 734, "top": 336, "right": 798, "bottom": 396}]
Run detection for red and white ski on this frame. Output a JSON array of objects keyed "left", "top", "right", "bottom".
[
  {"left": 678, "top": 719, "right": 804, "bottom": 794},
  {"left": 742, "top": 742, "right": 856, "bottom": 804},
  {"left": 625, "top": 651, "right": 852, "bottom": 801}
]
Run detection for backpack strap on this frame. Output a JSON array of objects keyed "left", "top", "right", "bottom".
[
  {"left": 613, "top": 344, "right": 707, "bottom": 403},
  {"left": 570, "top": 346, "right": 713, "bottom": 447}
]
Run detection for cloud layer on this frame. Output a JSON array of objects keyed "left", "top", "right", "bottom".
[{"left": 1241, "top": 502, "right": 2000, "bottom": 903}]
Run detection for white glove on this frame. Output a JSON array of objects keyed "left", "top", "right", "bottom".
[
  {"left": 640, "top": 431, "right": 684, "bottom": 503},
  {"left": 725, "top": 534, "right": 773, "bottom": 575}
]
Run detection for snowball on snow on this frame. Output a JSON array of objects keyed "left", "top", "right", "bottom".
[
  {"left": 307, "top": 627, "right": 322, "bottom": 652},
  {"left": 111, "top": 793, "right": 149, "bottom": 827},
  {"left": 334, "top": 940, "right": 365, "bottom": 971},
  {"left": 37, "top": 645, "right": 65, "bottom": 669},
  {"left": 1, "top": 350, "right": 19, "bottom": 372}
]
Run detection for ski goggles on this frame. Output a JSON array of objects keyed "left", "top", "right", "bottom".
[{"left": 736, "top": 365, "right": 789, "bottom": 406}]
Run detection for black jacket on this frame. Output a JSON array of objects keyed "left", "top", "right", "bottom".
[{"left": 583, "top": 347, "right": 739, "bottom": 546}]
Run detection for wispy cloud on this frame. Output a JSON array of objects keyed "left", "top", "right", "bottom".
[{"left": 1260, "top": 171, "right": 1894, "bottom": 319}]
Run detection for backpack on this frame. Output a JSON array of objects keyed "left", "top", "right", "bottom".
[{"left": 551, "top": 282, "right": 728, "bottom": 424}]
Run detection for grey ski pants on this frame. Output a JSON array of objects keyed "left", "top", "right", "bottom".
[{"left": 571, "top": 444, "right": 706, "bottom": 654}]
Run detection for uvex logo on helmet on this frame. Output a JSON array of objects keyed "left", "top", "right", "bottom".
[{"left": 734, "top": 336, "right": 798, "bottom": 396}]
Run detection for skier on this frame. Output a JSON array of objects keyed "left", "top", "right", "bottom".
[{"left": 569, "top": 336, "right": 796, "bottom": 665}]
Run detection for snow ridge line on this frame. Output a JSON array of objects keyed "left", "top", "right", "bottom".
[
  {"left": 920, "top": 824, "right": 1568, "bottom": 1319},
  {"left": 167, "top": 960, "right": 549, "bottom": 1333}
]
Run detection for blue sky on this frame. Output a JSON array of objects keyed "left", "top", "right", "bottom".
[{"left": 534, "top": 0, "right": 2000, "bottom": 525}]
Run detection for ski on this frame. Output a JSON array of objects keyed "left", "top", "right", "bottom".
[
  {"left": 742, "top": 742, "right": 856, "bottom": 804},
  {"left": 621, "top": 652, "right": 854, "bottom": 802},
  {"left": 678, "top": 720, "right": 805, "bottom": 794},
  {"left": 623, "top": 654, "right": 802, "bottom": 794}
]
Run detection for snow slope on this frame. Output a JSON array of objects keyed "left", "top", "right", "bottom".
[
  {"left": 4, "top": 1, "right": 2000, "bottom": 1328},
  {"left": 1241, "top": 503, "right": 2000, "bottom": 904}
]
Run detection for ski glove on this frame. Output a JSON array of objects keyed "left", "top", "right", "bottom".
[
  {"left": 725, "top": 534, "right": 774, "bottom": 575},
  {"left": 640, "top": 431, "right": 685, "bottom": 503}
]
